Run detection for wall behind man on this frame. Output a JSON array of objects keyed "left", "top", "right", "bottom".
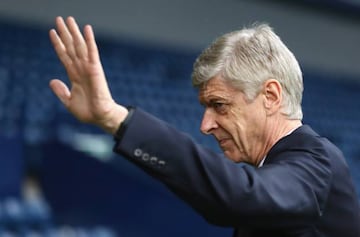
[{"left": 0, "top": 0, "right": 359, "bottom": 79}]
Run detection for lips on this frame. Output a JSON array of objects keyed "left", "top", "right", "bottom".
[{"left": 219, "top": 138, "right": 231, "bottom": 146}]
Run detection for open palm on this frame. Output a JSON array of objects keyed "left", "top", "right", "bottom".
[{"left": 49, "top": 16, "right": 127, "bottom": 133}]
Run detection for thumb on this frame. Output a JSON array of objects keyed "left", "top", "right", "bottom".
[{"left": 49, "top": 79, "right": 71, "bottom": 107}]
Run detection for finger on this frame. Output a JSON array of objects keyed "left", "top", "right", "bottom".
[
  {"left": 49, "top": 29, "right": 72, "bottom": 67},
  {"left": 66, "top": 16, "right": 88, "bottom": 59},
  {"left": 55, "top": 16, "right": 77, "bottom": 59},
  {"left": 84, "top": 25, "right": 100, "bottom": 63},
  {"left": 49, "top": 79, "right": 71, "bottom": 108}
]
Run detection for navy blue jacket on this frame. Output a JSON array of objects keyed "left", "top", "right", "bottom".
[{"left": 114, "top": 108, "right": 360, "bottom": 237}]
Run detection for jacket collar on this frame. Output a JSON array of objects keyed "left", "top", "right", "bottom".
[{"left": 263, "top": 125, "right": 318, "bottom": 165}]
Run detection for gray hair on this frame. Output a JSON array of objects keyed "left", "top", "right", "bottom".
[{"left": 191, "top": 23, "right": 303, "bottom": 120}]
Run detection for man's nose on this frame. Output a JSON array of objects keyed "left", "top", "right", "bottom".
[{"left": 200, "top": 109, "right": 218, "bottom": 135}]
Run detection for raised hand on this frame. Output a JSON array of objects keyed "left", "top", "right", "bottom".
[{"left": 49, "top": 16, "right": 128, "bottom": 134}]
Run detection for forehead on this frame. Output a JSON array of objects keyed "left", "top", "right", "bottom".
[{"left": 198, "top": 76, "right": 239, "bottom": 101}]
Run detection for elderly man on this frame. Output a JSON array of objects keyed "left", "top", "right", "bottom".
[{"left": 49, "top": 16, "right": 360, "bottom": 236}]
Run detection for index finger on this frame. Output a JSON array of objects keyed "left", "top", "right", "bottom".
[{"left": 49, "top": 28, "right": 72, "bottom": 68}]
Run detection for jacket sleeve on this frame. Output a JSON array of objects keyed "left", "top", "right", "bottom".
[{"left": 113, "top": 108, "right": 332, "bottom": 228}]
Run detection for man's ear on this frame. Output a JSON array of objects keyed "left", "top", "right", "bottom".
[{"left": 263, "top": 79, "right": 282, "bottom": 115}]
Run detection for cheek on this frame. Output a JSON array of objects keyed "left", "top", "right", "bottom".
[
  {"left": 228, "top": 109, "right": 247, "bottom": 139},
  {"left": 228, "top": 109, "right": 258, "bottom": 155}
]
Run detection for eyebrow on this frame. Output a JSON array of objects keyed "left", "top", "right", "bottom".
[{"left": 199, "top": 96, "right": 229, "bottom": 107}]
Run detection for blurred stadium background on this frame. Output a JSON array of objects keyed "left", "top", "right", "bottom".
[{"left": 0, "top": 0, "right": 360, "bottom": 236}]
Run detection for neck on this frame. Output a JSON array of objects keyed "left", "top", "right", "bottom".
[
  {"left": 254, "top": 119, "right": 302, "bottom": 166},
  {"left": 279, "top": 119, "right": 302, "bottom": 137}
]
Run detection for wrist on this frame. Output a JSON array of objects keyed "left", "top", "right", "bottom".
[
  {"left": 113, "top": 106, "right": 134, "bottom": 141},
  {"left": 100, "top": 104, "right": 129, "bottom": 135}
]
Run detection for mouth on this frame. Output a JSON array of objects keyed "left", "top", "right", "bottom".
[{"left": 218, "top": 138, "right": 231, "bottom": 146}]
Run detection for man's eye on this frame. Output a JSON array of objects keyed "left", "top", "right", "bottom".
[
  {"left": 213, "top": 103, "right": 224, "bottom": 109},
  {"left": 212, "top": 102, "right": 227, "bottom": 112}
]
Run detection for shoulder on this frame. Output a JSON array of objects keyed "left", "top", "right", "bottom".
[{"left": 267, "top": 125, "right": 343, "bottom": 165}]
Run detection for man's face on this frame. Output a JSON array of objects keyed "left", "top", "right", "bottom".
[{"left": 198, "top": 76, "right": 267, "bottom": 164}]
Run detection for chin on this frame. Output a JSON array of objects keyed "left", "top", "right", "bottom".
[
  {"left": 223, "top": 151, "right": 242, "bottom": 163},
  {"left": 224, "top": 149, "right": 251, "bottom": 163}
]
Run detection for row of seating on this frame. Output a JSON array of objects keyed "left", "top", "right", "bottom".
[
  {"left": 0, "top": 225, "right": 117, "bottom": 237},
  {"left": 0, "top": 23, "right": 359, "bottom": 151},
  {"left": 0, "top": 197, "right": 116, "bottom": 237},
  {"left": 0, "top": 197, "right": 51, "bottom": 229}
]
